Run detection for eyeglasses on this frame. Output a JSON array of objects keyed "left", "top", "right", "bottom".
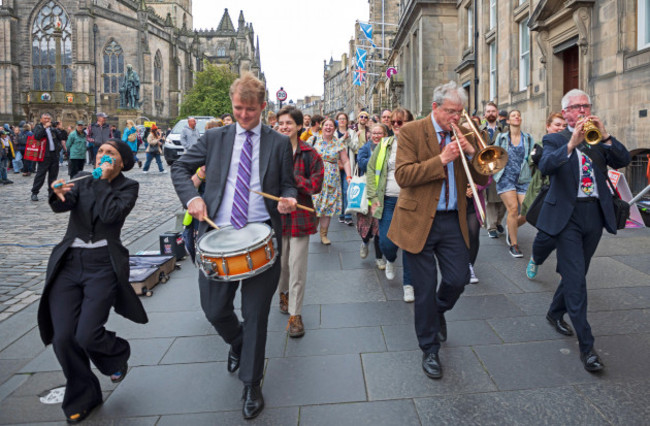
[
  {"left": 371, "top": 132, "right": 385, "bottom": 135},
  {"left": 442, "top": 108, "right": 463, "bottom": 116},
  {"left": 359, "top": 115, "right": 369, "bottom": 119},
  {"left": 391, "top": 120, "right": 404, "bottom": 126},
  {"left": 566, "top": 104, "right": 592, "bottom": 111}
]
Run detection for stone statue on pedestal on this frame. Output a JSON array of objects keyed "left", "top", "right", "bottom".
[{"left": 120, "top": 64, "right": 141, "bottom": 109}]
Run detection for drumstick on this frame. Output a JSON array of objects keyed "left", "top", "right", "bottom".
[
  {"left": 251, "top": 190, "right": 315, "bottom": 213},
  {"left": 203, "top": 216, "right": 220, "bottom": 230}
]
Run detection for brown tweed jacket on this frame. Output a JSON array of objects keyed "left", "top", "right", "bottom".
[{"left": 387, "top": 115, "right": 489, "bottom": 254}]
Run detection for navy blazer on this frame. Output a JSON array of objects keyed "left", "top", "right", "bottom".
[
  {"left": 536, "top": 129, "right": 630, "bottom": 236},
  {"left": 170, "top": 124, "right": 297, "bottom": 251}
]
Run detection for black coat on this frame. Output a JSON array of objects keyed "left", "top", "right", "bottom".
[
  {"left": 33, "top": 123, "right": 64, "bottom": 155},
  {"left": 37, "top": 172, "right": 148, "bottom": 345}
]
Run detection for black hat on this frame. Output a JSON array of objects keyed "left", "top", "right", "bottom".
[
  {"left": 498, "top": 110, "right": 508, "bottom": 117},
  {"left": 102, "top": 138, "right": 135, "bottom": 171}
]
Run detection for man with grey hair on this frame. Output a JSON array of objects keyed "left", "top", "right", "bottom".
[
  {"left": 180, "top": 117, "right": 200, "bottom": 150},
  {"left": 387, "top": 81, "right": 488, "bottom": 379},
  {"left": 88, "top": 112, "right": 113, "bottom": 159},
  {"left": 31, "top": 113, "right": 64, "bottom": 201},
  {"left": 534, "top": 88, "right": 630, "bottom": 373}
]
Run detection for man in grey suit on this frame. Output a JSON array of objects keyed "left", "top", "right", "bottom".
[{"left": 171, "top": 73, "right": 297, "bottom": 420}]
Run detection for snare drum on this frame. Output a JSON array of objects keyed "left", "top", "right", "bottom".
[{"left": 196, "top": 223, "right": 277, "bottom": 281}]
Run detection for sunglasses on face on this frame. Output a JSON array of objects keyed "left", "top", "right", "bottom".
[{"left": 391, "top": 120, "right": 403, "bottom": 126}]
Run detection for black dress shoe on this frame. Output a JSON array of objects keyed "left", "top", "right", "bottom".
[
  {"left": 580, "top": 349, "right": 604, "bottom": 373},
  {"left": 227, "top": 348, "right": 240, "bottom": 373},
  {"left": 66, "top": 400, "right": 102, "bottom": 423},
  {"left": 437, "top": 312, "right": 447, "bottom": 342},
  {"left": 242, "top": 384, "right": 264, "bottom": 419},
  {"left": 546, "top": 314, "right": 574, "bottom": 336},
  {"left": 422, "top": 352, "right": 443, "bottom": 379}
]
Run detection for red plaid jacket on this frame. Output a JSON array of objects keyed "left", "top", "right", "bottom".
[{"left": 281, "top": 141, "right": 324, "bottom": 237}]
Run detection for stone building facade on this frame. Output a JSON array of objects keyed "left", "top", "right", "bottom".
[
  {"left": 323, "top": 54, "right": 350, "bottom": 118},
  {"left": 0, "top": 0, "right": 264, "bottom": 128}
]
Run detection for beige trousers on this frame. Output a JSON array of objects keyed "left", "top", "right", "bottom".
[{"left": 278, "top": 235, "right": 310, "bottom": 315}]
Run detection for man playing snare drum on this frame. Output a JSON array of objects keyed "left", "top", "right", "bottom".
[{"left": 171, "top": 72, "right": 297, "bottom": 420}]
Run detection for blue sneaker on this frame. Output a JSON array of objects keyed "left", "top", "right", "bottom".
[{"left": 526, "top": 257, "right": 538, "bottom": 280}]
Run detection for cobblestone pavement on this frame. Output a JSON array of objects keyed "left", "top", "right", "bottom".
[{"left": 0, "top": 162, "right": 182, "bottom": 322}]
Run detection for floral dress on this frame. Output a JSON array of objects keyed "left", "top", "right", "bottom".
[{"left": 312, "top": 137, "right": 345, "bottom": 217}]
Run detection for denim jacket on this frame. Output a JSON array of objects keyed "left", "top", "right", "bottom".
[{"left": 493, "top": 131, "right": 535, "bottom": 184}]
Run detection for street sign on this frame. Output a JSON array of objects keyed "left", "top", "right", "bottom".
[
  {"left": 386, "top": 67, "right": 398, "bottom": 79},
  {"left": 276, "top": 88, "right": 287, "bottom": 102},
  {"left": 143, "top": 121, "right": 156, "bottom": 128}
]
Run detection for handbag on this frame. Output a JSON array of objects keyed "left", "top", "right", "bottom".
[
  {"left": 24, "top": 135, "right": 46, "bottom": 162},
  {"left": 345, "top": 167, "right": 368, "bottom": 215},
  {"left": 606, "top": 177, "right": 629, "bottom": 230},
  {"left": 525, "top": 184, "right": 549, "bottom": 227},
  {"left": 127, "top": 132, "right": 137, "bottom": 142}
]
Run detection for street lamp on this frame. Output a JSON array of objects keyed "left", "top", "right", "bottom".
[{"left": 93, "top": 24, "right": 98, "bottom": 117}]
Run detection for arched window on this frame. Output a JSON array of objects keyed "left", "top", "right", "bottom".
[
  {"left": 154, "top": 51, "right": 163, "bottom": 100},
  {"left": 103, "top": 40, "right": 124, "bottom": 93},
  {"left": 217, "top": 47, "right": 226, "bottom": 57},
  {"left": 31, "top": 0, "right": 72, "bottom": 91}
]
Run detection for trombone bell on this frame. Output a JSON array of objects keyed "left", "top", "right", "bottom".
[{"left": 473, "top": 146, "right": 509, "bottom": 175}]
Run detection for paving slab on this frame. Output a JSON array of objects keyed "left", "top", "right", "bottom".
[
  {"left": 0, "top": 327, "right": 46, "bottom": 360},
  {"left": 158, "top": 407, "right": 299, "bottom": 426},
  {"left": 303, "top": 269, "right": 385, "bottom": 305},
  {"left": 263, "top": 354, "right": 366, "bottom": 407},
  {"left": 584, "top": 257, "right": 650, "bottom": 289},
  {"left": 0, "top": 359, "right": 28, "bottom": 388},
  {"left": 414, "top": 387, "right": 609, "bottom": 425},
  {"left": 381, "top": 320, "right": 502, "bottom": 352},
  {"left": 284, "top": 326, "right": 386, "bottom": 357},
  {"left": 445, "top": 294, "right": 525, "bottom": 321},
  {"left": 461, "top": 263, "right": 525, "bottom": 296},
  {"left": 612, "top": 254, "right": 650, "bottom": 275},
  {"left": 99, "top": 362, "right": 244, "bottom": 417},
  {"left": 487, "top": 316, "right": 572, "bottom": 343},
  {"left": 576, "top": 380, "right": 650, "bottom": 425},
  {"left": 589, "top": 309, "right": 650, "bottom": 336},
  {"left": 306, "top": 252, "right": 342, "bottom": 272},
  {"left": 362, "top": 348, "right": 496, "bottom": 400},
  {"left": 299, "top": 399, "right": 421, "bottom": 426},
  {"left": 0, "top": 303, "right": 38, "bottom": 352},
  {"left": 488, "top": 259, "right": 560, "bottom": 293},
  {"left": 161, "top": 331, "right": 286, "bottom": 364},
  {"left": 19, "top": 337, "right": 174, "bottom": 373},
  {"left": 320, "top": 301, "right": 413, "bottom": 329},
  {"left": 106, "top": 311, "right": 217, "bottom": 340}
]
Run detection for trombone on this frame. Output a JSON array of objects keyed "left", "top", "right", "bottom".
[{"left": 449, "top": 110, "right": 509, "bottom": 223}]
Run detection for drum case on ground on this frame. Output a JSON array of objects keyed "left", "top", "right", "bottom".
[{"left": 129, "top": 255, "right": 177, "bottom": 296}]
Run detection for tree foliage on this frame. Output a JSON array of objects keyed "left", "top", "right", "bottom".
[{"left": 177, "top": 62, "right": 237, "bottom": 122}]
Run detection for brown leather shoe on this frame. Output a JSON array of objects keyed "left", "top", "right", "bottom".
[
  {"left": 279, "top": 292, "right": 289, "bottom": 314},
  {"left": 287, "top": 315, "right": 305, "bottom": 338}
]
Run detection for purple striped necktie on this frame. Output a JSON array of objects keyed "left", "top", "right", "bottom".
[{"left": 231, "top": 130, "right": 254, "bottom": 229}]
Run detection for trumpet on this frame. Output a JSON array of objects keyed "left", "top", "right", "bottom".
[{"left": 579, "top": 116, "right": 602, "bottom": 145}]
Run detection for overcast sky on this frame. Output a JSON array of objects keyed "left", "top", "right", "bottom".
[{"left": 192, "top": 0, "right": 369, "bottom": 102}]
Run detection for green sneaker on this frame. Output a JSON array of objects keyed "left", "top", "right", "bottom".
[{"left": 526, "top": 257, "right": 538, "bottom": 280}]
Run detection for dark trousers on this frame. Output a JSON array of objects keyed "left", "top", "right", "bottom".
[
  {"left": 532, "top": 230, "right": 557, "bottom": 265},
  {"left": 87, "top": 146, "right": 94, "bottom": 165},
  {"left": 48, "top": 247, "right": 130, "bottom": 416},
  {"left": 69, "top": 159, "right": 85, "bottom": 178},
  {"left": 362, "top": 233, "right": 382, "bottom": 259},
  {"left": 467, "top": 203, "right": 480, "bottom": 265},
  {"left": 31, "top": 151, "right": 59, "bottom": 195},
  {"left": 198, "top": 260, "right": 280, "bottom": 385},
  {"left": 548, "top": 201, "right": 603, "bottom": 354},
  {"left": 406, "top": 211, "right": 469, "bottom": 354}
]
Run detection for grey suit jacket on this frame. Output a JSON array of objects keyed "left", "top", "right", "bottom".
[{"left": 171, "top": 124, "right": 297, "bottom": 248}]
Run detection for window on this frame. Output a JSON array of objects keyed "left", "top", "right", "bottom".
[
  {"left": 489, "top": 0, "right": 497, "bottom": 30},
  {"left": 102, "top": 40, "right": 124, "bottom": 93},
  {"left": 154, "top": 51, "right": 163, "bottom": 101},
  {"left": 217, "top": 47, "right": 226, "bottom": 57},
  {"left": 31, "top": 1, "right": 72, "bottom": 91},
  {"left": 640, "top": 0, "right": 650, "bottom": 49},
  {"left": 489, "top": 42, "right": 497, "bottom": 100},
  {"left": 467, "top": 7, "right": 473, "bottom": 49},
  {"left": 519, "top": 18, "right": 530, "bottom": 90}
]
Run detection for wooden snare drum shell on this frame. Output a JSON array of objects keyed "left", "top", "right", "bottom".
[{"left": 209, "top": 239, "right": 275, "bottom": 279}]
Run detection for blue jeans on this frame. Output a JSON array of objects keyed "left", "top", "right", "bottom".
[
  {"left": 0, "top": 158, "right": 7, "bottom": 180},
  {"left": 12, "top": 151, "right": 23, "bottom": 173},
  {"left": 143, "top": 152, "right": 164, "bottom": 171},
  {"left": 339, "top": 170, "right": 351, "bottom": 220},
  {"left": 378, "top": 196, "right": 411, "bottom": 286}
]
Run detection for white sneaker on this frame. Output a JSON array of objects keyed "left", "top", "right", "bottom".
[
  {"left": 360, "top": 242, "right": 369, "bottom": 259},
  {"left": 385, "top": 261, "right": 396, "bottom": 280},
  {"left": 142, "top": 170, "right": 149, "bottom": 174},
  {"left": 469, "top": 263, "right": 479, "bottom": 284},
  {"left": 160, "top": 170, "right": 167, "bottom": 174},
  {"left": 376, "top": 259, "right": 386, "bottom": 270},
  {"left": 403, "top": 285, "right": 415, "bottom": 303}
]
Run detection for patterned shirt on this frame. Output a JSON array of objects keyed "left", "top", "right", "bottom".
[{"left": 281, "top": 141, "right": 325, "bottom": 237}]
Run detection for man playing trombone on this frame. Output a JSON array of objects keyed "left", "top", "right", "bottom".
[
  {"left": 387, "top": 81, "right": 488, "bottom": 379},
  {"left": 536, "top": 89, "right": 630, "bottom": 372}
]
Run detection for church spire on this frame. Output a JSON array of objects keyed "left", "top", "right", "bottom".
[
  {"left": 238, "top": 10, "right": 245, "bottom": 31},
  {"left": 217, "top": 8, "right": 235, "bottom": 32}
]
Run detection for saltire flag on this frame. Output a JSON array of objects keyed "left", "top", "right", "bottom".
[
  {"left": 353, "top": 68, "right": 367, "bottom": 86},
  {"left": 359, "top": 23, "right": 376, "bottom": 47},
  {"left": 355, "top": 47, "right": 367, "bottom": 70}
]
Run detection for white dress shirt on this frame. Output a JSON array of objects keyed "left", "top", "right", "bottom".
[
  {"left": 566, "top": 125, "right": 599, "bottom": 199},
  {"left": 214, "top": 122, "right": 270, "bottom": 227}
]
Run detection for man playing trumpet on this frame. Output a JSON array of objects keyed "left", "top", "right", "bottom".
[{"left": 535, "top": 89, "right": 630, "bottom": 372}]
